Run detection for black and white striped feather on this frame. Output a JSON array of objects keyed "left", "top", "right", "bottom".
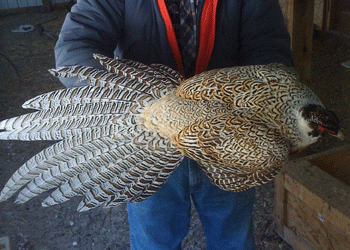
[{"left": 0, "top": 54, "right": 184, "bottom": 211}]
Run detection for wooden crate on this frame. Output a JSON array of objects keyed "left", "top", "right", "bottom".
[{"left": 274, "top": 145, "right": 350, "bottom": 250}]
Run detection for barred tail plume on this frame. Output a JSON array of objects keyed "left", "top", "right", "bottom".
[{"left": 0, "top": 54, "right": 184, "bottom": 211}]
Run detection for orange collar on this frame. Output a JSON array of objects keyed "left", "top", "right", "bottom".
[{"left": 157, "top": 0, "right": 219, "bottom": 78}]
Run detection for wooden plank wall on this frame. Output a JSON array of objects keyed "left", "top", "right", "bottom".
[{"left": 279, "top": 0, "right": 315, "bottom": 84}]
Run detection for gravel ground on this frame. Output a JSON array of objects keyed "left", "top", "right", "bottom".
[{"left": 0, "top": 8, "right": 349, "bottom": 250}]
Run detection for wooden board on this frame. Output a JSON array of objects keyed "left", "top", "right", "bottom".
[
  {"left": 290, "top": 0, "right": 315, "bottom": 84},
  {"left": 274, "top": 145, "right": 350, "bottom": 250},
  {"left": 309, "top": 148, "right": 350, "bottom": 186},
  {"left": 337, "top": 11, "right": 350, "bottom": 34},
  {"left": 279, "top": 0, "right": 315, "bottom": 83}
]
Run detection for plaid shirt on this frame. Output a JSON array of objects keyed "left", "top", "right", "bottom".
[{"left": 165, "top": 0, "right": 199, "bottom": 77}]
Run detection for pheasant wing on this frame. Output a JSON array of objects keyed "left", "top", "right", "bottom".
[
  {"left": 175, "top": 63, "right": 298, "bottom": 106},
  {"left": 173, "top": 111, "right": 290, "bottom": 191}
]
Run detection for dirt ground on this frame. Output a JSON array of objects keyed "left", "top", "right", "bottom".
[{"left": 0, "top": 7, "right": 349, "bottom": 250}]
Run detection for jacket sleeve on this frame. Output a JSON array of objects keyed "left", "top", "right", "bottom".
[
  {"left": 238, "top": 0, "right": 293, "bottom": 66},
  {"left": 54, "top": 0, "right": 124, "bottom": 87}
]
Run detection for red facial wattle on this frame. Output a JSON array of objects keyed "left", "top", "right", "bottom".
[{"left": 317, "top": 125, "right": 336, "bottom": 135}]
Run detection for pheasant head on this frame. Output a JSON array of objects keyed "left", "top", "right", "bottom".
[
  {"left": 302, "top": 104, "right": 342, "bottom": 137},
  {"left": 292, "top": 104, "right": 343, "bottom": 151}
]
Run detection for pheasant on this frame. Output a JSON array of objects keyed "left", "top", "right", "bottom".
[{"left": 0, "top": 55, "right": 342, "bottom": 211}]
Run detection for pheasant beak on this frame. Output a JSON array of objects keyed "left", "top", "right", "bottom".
[
  {"left": 317, "top": 125, "right": 344, "bottom": 140},
  {"left": 332, "top": 129, "right": 345, "bottom": 141}
]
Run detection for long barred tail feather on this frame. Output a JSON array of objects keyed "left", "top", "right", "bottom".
[
  {"left": 0, "top": 103, "right": 126, "bottom": 141},
  {"left": 149, "top": 63, "right": 184, "bottom": 84},
  {"left": 77, "top": 140, "right": 183, "bottom": 211},
  {"left": 22, "top": 85, "right": 142, "bottom": 111},
  {"left": 49, "top": 54, "right": 181, "bottom": 99},
  {"left": 41, "top": 142, "right": 150, "bottom": 206},
  {"left": 12, "top": 136, "right": 121, "bottom": 204},
  {"left": 93, "top": 54, "right": 181, "bottom": 96},
  {"left": 0, "top": 55, "right": 184, "bottom": 211},
  {"left": 49, "top": 66, "right": 154, "bottom": 97},
  {"left": 94, "top": 54, "right": 177, "bottom": 86}
]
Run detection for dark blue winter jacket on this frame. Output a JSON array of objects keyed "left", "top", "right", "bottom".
[{"left": 55, "top": 0, "right": 293, "bottom": 87}]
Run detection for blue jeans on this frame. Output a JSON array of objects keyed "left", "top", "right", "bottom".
[{"left": 127, "top": 157, "right": 256, "bottom": 250}]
